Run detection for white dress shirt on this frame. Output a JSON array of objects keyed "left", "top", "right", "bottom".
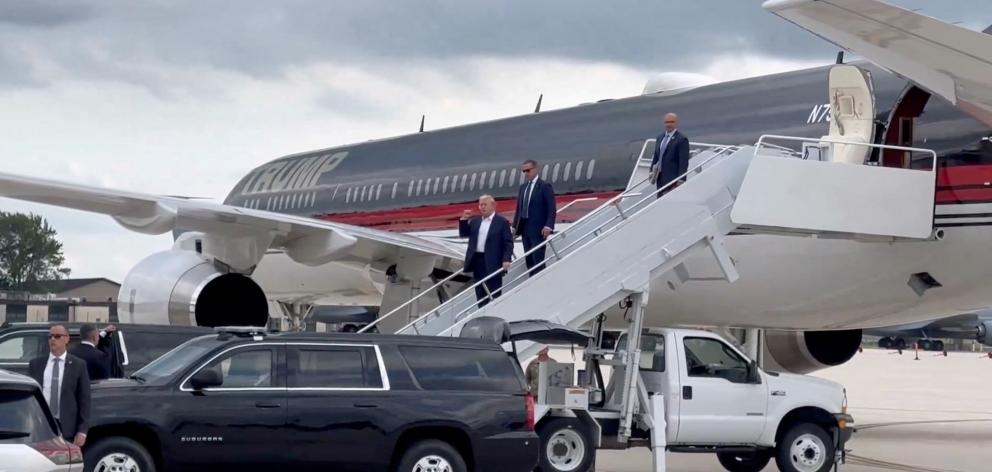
[
  {"left": 42, "top": 351, "right": 67, "bottom": 414},
  {"left": 476, "top": 214, "right": 494, "bottom": 252}
]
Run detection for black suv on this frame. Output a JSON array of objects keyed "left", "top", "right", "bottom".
[
  {"left": 0, "top": 322, "right": 211, "bottom": 379},
  {"left": 83, "top": 328, "right": 539, "bottom": 472}
]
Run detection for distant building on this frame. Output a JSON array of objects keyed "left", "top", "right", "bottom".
[{"left": 0, "top": 278, "right": 120, "bottom": 325}]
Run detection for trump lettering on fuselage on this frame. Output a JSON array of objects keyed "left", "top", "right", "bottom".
[{"left": 239, "top": 151, "right": 348, "bottom": 195}]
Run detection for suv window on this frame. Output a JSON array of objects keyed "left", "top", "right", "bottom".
[
  {"left": 0, "top": 389, "right": 58, "bottom": 444},
  {"left": 616, "top": 333, "right": 665, "bottom": 372},
  {"left": 400, "top": 346, "right": 522, "bottom": 392},
  {"left": 135, "top": 336, "right": 220, "bottom": 384},
  {"left": 200, "top": 348, "right": 275, "bottom": 389},
  {"left": 123, "top": 331, "right": 201, "bottom": 368},
  {"left": 683, "top": 337, "right": 748, "bottom": 383},
  {"left": 0, "top": 333, "right": 45, "bottom": 362},
  {"left": 291, "top": 346, "right": 383, "bottom": 389}
]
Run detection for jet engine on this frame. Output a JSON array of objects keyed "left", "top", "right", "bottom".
[
  {"left": 117, "top": 249, "right": 269, "bottom": 327},
  {"left": 978, "top": 321, "right": 992, "bottom": 347},
  {"left": 763, "top": 329, "right": 863, "bottom": 374}
]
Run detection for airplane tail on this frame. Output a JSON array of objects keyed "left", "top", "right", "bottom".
[{"left": 985, "top": 24, "right": 992, "bottom": 34}]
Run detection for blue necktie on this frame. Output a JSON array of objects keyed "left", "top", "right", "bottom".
[{"left": 659, "top": 133, "right": 673, "bottom": 158}]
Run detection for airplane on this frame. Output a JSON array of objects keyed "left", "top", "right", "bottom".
[
  {"left": 2, "top": 1, "right": 992, "bottom": 375},
  {"left": 865, "top": 310, "right": 992, "bottom": 351}
]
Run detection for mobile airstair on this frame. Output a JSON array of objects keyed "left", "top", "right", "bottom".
[{"left": 361, "top": 134, "right": 939, "bottom": 346}]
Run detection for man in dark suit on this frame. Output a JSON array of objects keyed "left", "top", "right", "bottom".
[
  {"left": 70, "top": 323, "right": 116, "bottom": 381},
  {"left": 512, "top": 159, "right": 556, "bottom": 275},
  {"left": 28, "top": 324, "right": 90, "bottom": 446},
  {"left": 650, "top": 113, "right": 691, "bottom": 197},
  {"left": 460, "top": 194, "right": 514, "bottom": 307}
]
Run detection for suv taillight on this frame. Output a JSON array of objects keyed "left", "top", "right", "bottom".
[
  {"left": 30, "top": 438, "right": 81, "bottom": 465},
  {"left": 525, "top": 393, "right": 536, "bottom": 431}
]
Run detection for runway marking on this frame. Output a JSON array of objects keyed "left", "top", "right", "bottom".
[
  {"left": 856, "top": 418, "right": 992, "bottom": 430},
  {"left": 847, "top": 453, "right": 960, "bottom": 472}
]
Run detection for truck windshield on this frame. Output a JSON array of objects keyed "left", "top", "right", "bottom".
[
  {"left": 132, "top": 336, "right": 221, "bottom": 384},
  {"left": 616, "top": 333, "right": 665, "bottom": 372}
]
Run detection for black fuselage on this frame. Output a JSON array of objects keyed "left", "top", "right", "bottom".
[{"left": 224, "top": 63, "right": 992, "bottom": 232}]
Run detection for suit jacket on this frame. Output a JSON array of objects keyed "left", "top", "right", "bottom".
[
  {"left": 28, "top": 353, "right": 91, "bottom": 439},
  {"left": 651, "top": 130, "right": 691, "bottom": 188},
  {"left": 70, "top": 342, "right": 111, "bottom": 382},
  {"left": 459, "top": 214, "right": 514, "bottom": 273},
  {"left": 512, "top": 178, "right": 556, "bottom": 236}
]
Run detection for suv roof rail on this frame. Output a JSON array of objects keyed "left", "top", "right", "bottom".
[{"left": 213, "top": 326, "right": 267, "bottom": 340}]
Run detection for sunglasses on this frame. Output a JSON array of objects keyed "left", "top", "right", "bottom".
[
  {"left": 48, "top": 334, "right": 67, "bottom": 340},
  {"left": 521, "top": 167, "right": 536, "bottom": 173}
]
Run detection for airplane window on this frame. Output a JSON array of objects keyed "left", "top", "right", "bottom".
[
  {"left": 461, "top": 174, "right": 468, "bottom": 192},
  {"left": 470, "top": 173, "right": 477, "bottom": 191},
  {"left": 292, "top": 194, "right": 299, "bottom": 208},
  {"left": 575, "top": 162, "right": 584, "bottom": 181},
  {"left": 391, "top": 182, "right": 398, "bottom": 199},
  {"left": 489, "top": 171, "right": 497, "bottom": 188},
  {"left": 563, "top": 162, "right": 572, "bottom": 182},
  {"left": 479, "top": 171, "right": 488, "bottom": 189},
  {"left": 587, "top": 160, "right": 596, "bottom": 180},
  {"left": 345, "top": 188, "right": 351, "bottom": 204},
  {"left": 408, "top": 181, "right": 414, "bottom": 197},
  {"left": 499, "top": 169, "right": 507, "bottom": 187},
  {"left": 552, "top": 163, "right": 561, "bottom": 183},
  {"left": 416, "top": 180, "right": 423, "bottom": 197},
  {"left": 376, "top": 184, "right": 383, "bottom": 200},
  {"left": 311, "top": 193, "right": 317, "bottom": 206},
  {"left": 443, "top": 176, "right": 450, "bottom": 193},
  {"left": 432, "top": 178, "right": 440, "bottom": 195},
  {"left": 541, "top": 165, "right": 549, "bottom": 181},
  {"left": 360, "top": 186, "right": 366, "bottom": 202}
]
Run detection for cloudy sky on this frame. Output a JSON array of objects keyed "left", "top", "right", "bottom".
[{"left": 1, "top": 0, "right": 990, "bottom": 283}]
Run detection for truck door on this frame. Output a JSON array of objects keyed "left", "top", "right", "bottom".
[{"left": 674, "top": 334, "right": 767, "bottom": 444}]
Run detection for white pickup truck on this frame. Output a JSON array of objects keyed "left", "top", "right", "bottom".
[{"left": 525, "top": 325, "right": 854, "bottom": 472}]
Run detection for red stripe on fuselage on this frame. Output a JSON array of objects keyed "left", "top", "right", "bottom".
[
  {"left": 314, "top": 165, "right": 992, "bottom": 231},
  {"left": 315, "top": 192, "right": 621, "bottom": 232}
]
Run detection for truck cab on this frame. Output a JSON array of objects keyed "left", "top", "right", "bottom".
[
  {"left": 528, "top": 324, "right": 853, "bottom": 472},
  {"left": 610, "top": 328, "right": 850, "bottom": 453}
]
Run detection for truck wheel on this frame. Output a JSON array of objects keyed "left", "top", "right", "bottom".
[
  {"left": 775, "top": 423, "right": 835, "bottom": 472},
  {"left": 396, "top": 439, "right": 467, "bottom": 472},
  {"left": 537, "top": 418, "right": 595, "bottom": 472},
  {"left": 717, "top": 450, "right": 772, "bottom": 472},
  {"left": 894, "top": 338, "right": 907, "bottom": 350},
  {"left": 84, "top": 436, "right": 156, "bottom": 472}
]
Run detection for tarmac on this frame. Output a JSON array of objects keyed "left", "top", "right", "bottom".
[{"left": 595, "top": 347, "right": 992, "bottom": 472}]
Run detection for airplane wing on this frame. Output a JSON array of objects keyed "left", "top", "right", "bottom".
[
  {"left": 764, "top": 0, "right": 992, "bottom": 127},
  {"left": 0, "top": 171, "right": 464, "bottom": 271}
]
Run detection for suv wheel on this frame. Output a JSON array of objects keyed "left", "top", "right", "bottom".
[
  {"left": 396, "top": 439, "right": 467, "bottom": 472},
  {"left": 537, "top": 418, "right": 595, "bottom": 472},
  {"left": 85, "top": 437, "right": 155, "bottom": 472},
  {"left": 775, "top": 423, "right": 835, "bottom": 472},
  {"left": 717, "top": 450, "right": 772, "bottom": 472}
]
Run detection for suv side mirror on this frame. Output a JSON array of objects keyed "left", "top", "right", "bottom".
[
  {"left": 746, "top": 360, "right": 762, "bottom": 384},
  {"left": 190, "top": 369, "right": 223, "bottom": 390}
]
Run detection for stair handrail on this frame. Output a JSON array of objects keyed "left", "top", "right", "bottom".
[
  {"left": 431, "top": 145, "right": 743, "bottom": 336},
  {"left": 396, "top": 141, "right": 741, "bottom": 335},
  {"left": 357, "top": 269, "right": 464, "bottom": 333}
]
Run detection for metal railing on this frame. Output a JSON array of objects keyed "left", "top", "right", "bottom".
[
  {"left": 755, "top": 134, "right": 938, "bottom": 172},
  {"left": 397, "top": 141, "right": 743, "bottom": 337}
]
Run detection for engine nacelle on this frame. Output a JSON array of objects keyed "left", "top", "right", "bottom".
[
  {"left": 763, "top": 329, "right": 862, "bottom": 374},
  {"left": 118, "top": 249, "right": 269, "bottom": 327},
  {"left": 978, "top": 321, "right": 992, "bottom": 347}
]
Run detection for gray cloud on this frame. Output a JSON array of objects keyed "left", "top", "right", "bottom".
[
  {"left": 0, "top": 1, "right": 93, "bottom": 28},
  {"left": 0, "top": 1, "right": 989, "bottom": 92}
]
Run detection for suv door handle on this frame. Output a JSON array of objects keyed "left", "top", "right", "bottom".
[
  {"left": 353, "top": 403, "right": 379, "bottom": 408},
  {"left": 255, "top": 402, "right": 282, "bottom": 409},
  {"left": 682, "top": 386, "right": 693, "bottom": 400}
]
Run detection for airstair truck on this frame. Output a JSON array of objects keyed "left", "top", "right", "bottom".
[{"left": 467, "top": 317, "right": 853, "bottom": 472}]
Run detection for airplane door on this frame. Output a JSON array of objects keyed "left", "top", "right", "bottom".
[{"left": 824, "top": 65, "right": 876, "bottom": 165}]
